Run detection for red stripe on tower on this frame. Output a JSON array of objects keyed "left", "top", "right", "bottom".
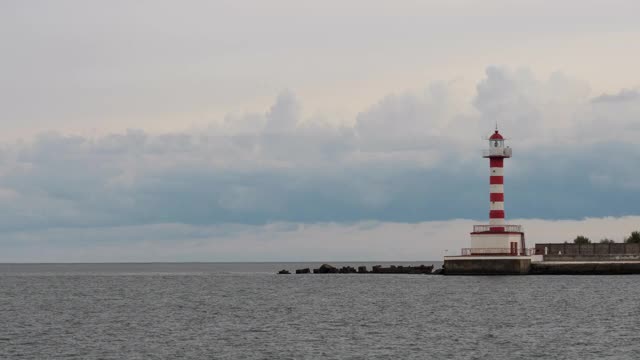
[{"left": 490, "top": 158, "right": 504, "bottom": 168}]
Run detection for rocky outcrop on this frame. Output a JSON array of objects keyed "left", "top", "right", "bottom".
[
  {"left": 279, "top": 263, "right": 440, "bottom": 275},
  {"left": 338, "top": 266, "right": 357, "bottom": 273},
  {"left": 371, "top": 264, "right": 434, "bottom": 274},
  {"left": 277, "top": 269, "right": 291, "bottom": 274},
  {"left": 313, "top": 264, "right": 338, "bottom": 274},
  {"left": 408, "top": 265, "right": 435, "bottom": 274}
]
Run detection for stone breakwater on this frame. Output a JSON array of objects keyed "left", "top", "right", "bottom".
[
  {"left": 277, "top": 260, "right": 640, "bottom": 275},
  {"left": 277, "top": 263, "right": 439, "bottom": 275}
]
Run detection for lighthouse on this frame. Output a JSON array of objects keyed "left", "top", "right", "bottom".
[
  {"left": 469, "top": 127, "right": 525, "bottom": 255},
  {"left": 443, "top": 127, "right": 530, "bottom": 274}
]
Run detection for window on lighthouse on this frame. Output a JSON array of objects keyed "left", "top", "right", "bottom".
[{"left": 492, "top": 140, "right": 504, "bottom": 148}]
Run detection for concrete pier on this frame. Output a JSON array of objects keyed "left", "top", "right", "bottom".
[
  {"left": 443, "top": 256, "right": 531, "bottom": 275},
  {"left": 444, "top": 255, "right": 640, "bottom": 275},
  {"left": 530, "top": 261, "right": 640, "bottom": 275}
]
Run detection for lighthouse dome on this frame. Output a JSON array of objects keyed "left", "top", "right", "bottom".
[{"left": 489, "top": 130, "right": 504, "bottom": 140}]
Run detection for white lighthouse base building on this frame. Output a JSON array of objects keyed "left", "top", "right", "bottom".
[
  {"left": 443, "top": 225, "right": 536, "bottom": 275},
  {"left": 471, "top": 233, "right": 523, "bottom": 253},
  {"left": 469, "top": 225, "right": 526, "bottom": 256}
]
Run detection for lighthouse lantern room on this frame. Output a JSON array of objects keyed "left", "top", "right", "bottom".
[{"left": 469, "top": 128, "right": 525, "bottom": 256}]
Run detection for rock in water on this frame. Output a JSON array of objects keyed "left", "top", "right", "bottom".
[
  {"left": 316, "top": 264, "right": 338, "bottom": 274},
  {"left": 295, "top": 268, "right": 310, "bottom": 274},
  {"left": 339, "top": 266, "right": 357, "bottom": 273},
  {"left": 277, "top": 269, "right": 291, "bottom": 274},
  {"left": 408, "top": 265, "right": 434, "bottom": 274}
]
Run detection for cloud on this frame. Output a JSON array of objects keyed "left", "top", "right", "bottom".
[
  {"left": 591, "top": 89, "right": 640, "bottom": 104},
  {"left": 265, "top": 90, "right": 301, "bottom": 132},
  {"left": 473, "top": 66, "right": 592, "bottom": 145},
  {"left": 0, "top": 67, "right": 640, "bottom": 243},
  {"left": 355, "top": 83, "right": 456, "bottom": 150}
]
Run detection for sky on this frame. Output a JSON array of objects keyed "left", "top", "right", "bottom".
[{"left": 2, "top": 0, "right": 640, "bottom": 262}]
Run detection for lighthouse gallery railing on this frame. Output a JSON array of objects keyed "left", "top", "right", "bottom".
[
  {"left": 473, "top": 224, "right": 523, "bottom": 233},
  {"left": 482, "top": 148, "right": 512, "bottom": 157}
]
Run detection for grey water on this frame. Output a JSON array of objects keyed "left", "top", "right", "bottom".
[{"left": 1, "top": 263, "right": 639, "bottom": 359}]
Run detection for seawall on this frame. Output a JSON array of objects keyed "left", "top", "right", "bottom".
[
  {"left": 530, "top": 261, "right": 640, "bottom": 275},
  {"left": 443, "top": 257, "right": 531, "bottom": 275},
  {"left": 444, "top": 255, "right": 640, "bottom": 275}
]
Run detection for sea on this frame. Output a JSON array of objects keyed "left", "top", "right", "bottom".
[{"left": 1, "top": 262, "right": 639, "bottom": 359}]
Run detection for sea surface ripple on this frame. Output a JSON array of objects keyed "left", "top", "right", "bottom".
[{"left": 1, "top": 263, "right": 639, "bottom": 359}]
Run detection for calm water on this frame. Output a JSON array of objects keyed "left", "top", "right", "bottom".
[{"left": 1, "top": 262, "right": 639, "bottom": 359}]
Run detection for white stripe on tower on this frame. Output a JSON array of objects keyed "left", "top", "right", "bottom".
[
  {"left": 490, "top": 167, "right": 504, "bottom": 176},
  {"left": 489, "top": 202, "right": 504, "bottom": 210}
]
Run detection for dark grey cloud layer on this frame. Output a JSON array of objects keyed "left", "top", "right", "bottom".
[{"left": 1, "top": 67, "right": 640, "bottom": 235}]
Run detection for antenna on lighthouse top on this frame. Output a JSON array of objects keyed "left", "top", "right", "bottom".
[{"left": 495, "top": 121, "right": 498, "bottom": 131}]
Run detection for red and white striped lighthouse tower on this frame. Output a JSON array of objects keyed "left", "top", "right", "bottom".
[
  {"left": 469, "top": 127, "right": 525, "bottom": 255},
  {"left": 487, "top": 129, "right": 509, "bottom": 230}
]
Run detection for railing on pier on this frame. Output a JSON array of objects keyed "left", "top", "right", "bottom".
[
  {"left": 535, "top": 243, "right": 640, "bottom": 256},
  {"left": 473, "top": 224, "right": 523, "bottom": 233},
  {"left": 460, "top": 248, "right": 536, "bottom": 256}
]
